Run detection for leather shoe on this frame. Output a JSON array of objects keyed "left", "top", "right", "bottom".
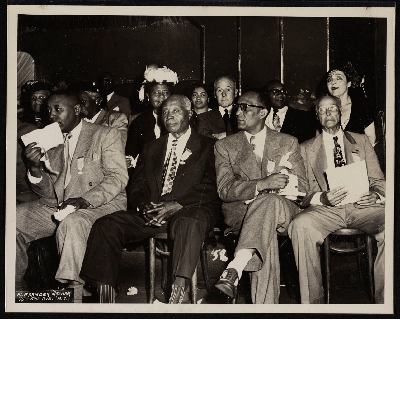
[
  {"left": 168, "top": 284, "right": 186, "bottom": 304},
  {"left": 215, "top": 268, "right": 238, "bottom": 299}
]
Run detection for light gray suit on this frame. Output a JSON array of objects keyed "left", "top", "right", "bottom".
[
  {"left": 16, "top": 120, "right": 128, "bottom": 287},
  {"left": 215, "top": 127, "right": 307, "bottom": 303},
  {"left": 288, "top": 131, "right": 385, "bottom": 304},
  {"left": 94, "top": 110, "right": 128, "bottom": 145}
]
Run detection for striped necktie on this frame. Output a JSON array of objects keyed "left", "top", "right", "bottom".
[
  {"left": 161, "top": 139, "right": 178, "bottom": 196},
  {"left": 272, "top": 110, "right": 281, "bottom": 131},
  {"left": 250, "top": 135, "right": 262, "bottom": 165}
]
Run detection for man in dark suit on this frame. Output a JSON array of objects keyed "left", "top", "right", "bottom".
[
  {"left": 263, "top": 80, "right": 316, "bottom": 143},
  {"left": 289, "top": 95, "right": 385, "bottom": 304},
  {"left": 98, "top": 72, "right": 131, "bottom": 120},
  {"left": 196, "top": 76, "right": 239, "bottom": 139},
  {"left": 16, "top": 90, "right": 128, "bottom": 301},
  {"left": 214, "top": 91, "right": 307, "bottom": 303},
  {"left": 80, "top": 95, "right": 220, "bottom": 303}
]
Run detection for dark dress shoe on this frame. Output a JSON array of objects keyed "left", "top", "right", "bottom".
[
  {"left": 168, "top": 284, "right": 186, "bottom": 304},
  {"left": 215, "top": 268, "right": 239, "bottom": 299}
]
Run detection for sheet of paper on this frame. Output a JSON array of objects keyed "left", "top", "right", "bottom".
[
  {"left": 21, "top": 122, "right": 64, "bottom": 151},
  {"left": 326, "top": 160, "right": 369, "bottom": 206}
]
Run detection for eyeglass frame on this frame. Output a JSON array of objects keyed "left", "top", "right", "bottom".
[
  {"left": 317, "top": 105, "right": 340, "bottom": 115},
  {"left": 235, "top": 103, "right": 266, "bottom": 112},
  {"left": 266, "top": 89, "right": 288, "bottom": 96}
]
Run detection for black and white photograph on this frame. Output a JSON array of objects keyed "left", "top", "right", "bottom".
[{"left": 6, "top": 5, "right": 395, "bottom": 313}]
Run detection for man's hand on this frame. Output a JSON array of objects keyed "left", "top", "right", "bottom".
[
  {"left": 138, "top": 201, "right": 158, "bottom": 223},
  {"left": 212, "top": 132, "right": 226, "bottom": 140},
  {"left": 320, "top": 186, "right": 348, "bottom": 207},
  {"left": 24, "top": 142, "right": 43, "bottom": 176},
  {"left": 258, "top": 173, "right": 289, "bottom": 191},
  {"left": 145, "top": 201, "right": 183, "bottom": 226},
  {"left": 59, "top": 197, "right": 90, "bottom": 210},
  {"left": 355, "top": 191, "right": 379, "bottom": 208}
]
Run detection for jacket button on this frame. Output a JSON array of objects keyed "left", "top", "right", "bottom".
[{"left": 89, "top": 182, "right": 92, "bottom": 186}]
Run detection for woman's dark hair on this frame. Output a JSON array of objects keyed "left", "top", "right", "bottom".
[
  {"left": 144, "top": 81, "right": 174, "bottom": 96},
  {"left": 189, "top": 82, "right": 211, "bottom": 99}
]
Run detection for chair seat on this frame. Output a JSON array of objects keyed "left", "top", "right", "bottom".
[{"left": 330, "top": 228, "right": 366, "bottom": 236}]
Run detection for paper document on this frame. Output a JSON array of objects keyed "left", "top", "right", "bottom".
[
  {"left": 326, "top": 160, "right": 369, "bottom": 206},
  {"left": 21, "top": 122, "right": 64, "bottom": 151}
]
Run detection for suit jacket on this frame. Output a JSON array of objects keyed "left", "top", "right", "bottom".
[
  {"left": 31, "top": 120, "right": 128, "bottom": 209},
  {"left": 195, "top": 108, "right": 238, "bottom": 138},
  {"left": 106, "top": 93, "right": 131, "bottom": 120},
  {"left": 94, "top": 110, "right": 128, "bottom": 145},
  {"left": 214, "top": 127, "right": 307, "bottom": 233},
  {"left": 125, "top": 109, "right": 168, "bottom": 159},
  {"left": 280, "top": 106, "right": 317, "bottom": 144},
  {"left": 128, "top": 130, "right": 220, "bottom": 217},
  {"left": 300, "top": 130, "right": 385, "bottom": 208}
]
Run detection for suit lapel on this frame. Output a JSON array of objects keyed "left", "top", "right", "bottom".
[
  {"left": 174, "top": 130, "right": 201, "bottom": 178},
  {"left": 309, "top": 134, "right": 328, "bottom": 191},
  {"left": 234, "top": 133, "right": 262, "bottom": 179},
  {"left": 343, "top": 131, "right": 358, "bottom": 165},
  {"left": 94, "top": 109, "right": 108, "bottom": 125},
  {"left": 152, "top": 135, "right": 168, "bottom": 193},
  {"left": 65, "top": 121, "right": 94, "bottom": 193},
  {"left": 210, "top": 109, "right": 225, "bottom": 132},
  {"left": 107, "top": 93, "right": 118, "bottom": 111},
  {"left": 261, "top": 127, "right": 281, "bottom": 176}
]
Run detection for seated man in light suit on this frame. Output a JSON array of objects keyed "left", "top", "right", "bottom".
[
  {"left": 98, "top": 72, "right": 131, "bottom": 120},
  {"left": 214, "top": 90, "right": 307, "bottom": 303},
  {"left": 80, "top": 95, "right": 220, "bottom": 303},
  {"left": 196, "top": 76, "right": 239, "bottom": 140},
  {"left": 288, "top": 95, "right": 385, "bottom": 304},
  {"left": 78, "top": 84, "right": 128, "bottom": 145},
  {"left": 16, "top": 90, "right": 128, "bottom": 301}
]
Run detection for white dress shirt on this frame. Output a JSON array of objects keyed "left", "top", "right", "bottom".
[
  {"left": 265, "top": 106, "right": 288, "bottom": 131},
  {"left": 163, "top": 127, "right": 192, "bottom": 167},
  {"left": 153, "top": 111, "right": 161, "bottom": 139},
  {"left": 106, "top": 92, "right": 115, "bottom": 103},
  {"left": 244, "top": 126, "right": 267, "bottom": 162},
  {"left": 28, "top": 120, "right": 83, "bottom": 184},
  {"left": 85, "top": 110, "right": 101, "bottom": 124},
  {"left": 218, "top": 105, "right": 233, "bottom": 119}
]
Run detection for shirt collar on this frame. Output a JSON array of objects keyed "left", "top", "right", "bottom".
[
  {"left": 106, "top": 92, "right": 115, "bottom": 103},
  {"left": 219, "top": 105, "right": 233, "bottom": 117},
  {"left": 273, "top": 105, "right": 288, "bottom": 115},
  {"left": 168, "top": 127, "right": 192, "bottom": 143},
  {"left": 66, "top": 120, "right": 83, "bottom": 139},
  {"left": 244, "top": 126, "right": 267, "bottom": 141},
  {"left": 85, "top": 110, "right": 102, "bottom": 124},
  {"left": 322, "top": 126, "right": 344, "bottom": 140}
]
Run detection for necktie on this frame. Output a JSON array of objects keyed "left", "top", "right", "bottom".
[
  {"left": 154, "top": 114, "right": 161, "bottom": 139},
  {"left": 333, "top": 136, "right": 346, "bottom": 167},
  {"left": 64, "top": 133, "right": 72, "bottom": 188},
  {"left": 223, "top": 109, "right": 230, "bottom": 133},
  {"left": 161, "top": 139, "right": 178, "bottom": 196},
  {"left": 250, "top": 135, "right": 262, "bottom": 165},
  {"left": 272, "top": 110, "right": 281, "bottom": 131}
]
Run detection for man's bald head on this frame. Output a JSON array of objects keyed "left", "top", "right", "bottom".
[{"left": 161, "top": 94, "right": 192, "bottom": 138}]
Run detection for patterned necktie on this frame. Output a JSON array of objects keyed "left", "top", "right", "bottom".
[
  {"left": 161, "top": 139, "right": 178, "bottom": 196},
  {"left": 333, "top": 136, "right": 346, "bottom": 167},
  {"left": 250, "top": 135, "right": 262, "bottom": 165},
  {"left": 64, "top": 133, "right": 72, "bottom": 188},
  {"left": 223, "top": 109, "right": 230, "bottom": 133},
  {"left": 272, "top": 110, "right": 281, "bottom": 131}
]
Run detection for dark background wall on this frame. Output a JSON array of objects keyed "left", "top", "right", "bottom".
[{"left": 18, "top": 15, "right": 387, "bottom": 114}]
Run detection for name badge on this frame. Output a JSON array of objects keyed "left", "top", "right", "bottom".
[
  {"left": 267, "top": 160, "right": 276, "bottom": 174},
  {"left": 77, "top": 157, "right": 84, "bottom": 174}
]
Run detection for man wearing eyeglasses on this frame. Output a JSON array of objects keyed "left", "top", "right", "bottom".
[
  {"left": 196, "top": 76, "right": 239, "bottom": 140},
  {"left": 288, "top": 95, "right": 385, "bottom": 304},
  {"left": 263, "top": 80, "right": 316, "bottom": 143},
  {"left": 98, "top": 72, "right": 131, "bottom": 120},
  {"left": 214, "top": 90, "right": 307, "bottom": 303}
]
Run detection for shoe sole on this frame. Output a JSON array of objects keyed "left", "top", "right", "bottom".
[{"left": 215, "top": 283, "right": 235, "bottom": 299}]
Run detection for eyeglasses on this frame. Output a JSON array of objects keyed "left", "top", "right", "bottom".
[
  {"left": 235, "top": 103, "right": 265, "bottom": 112},
  {"left": 317, "top": 105, "right": 340, "bottom": 114},
  {"left": 31, "top": 95, "right": 47, "bottom": 101},
  {"left": 267, "top": 89, "right": 288, "bottom": 96}
]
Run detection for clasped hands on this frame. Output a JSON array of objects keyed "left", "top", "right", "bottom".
[
  {"left": 320, "top": 186, "right": 378, "bottom": 207},
  {"left": 139, "top": 201, "right": 183, "bottom": 227},
  {"left": 257, "top": 173, "right": 290, "bottom": 192}
]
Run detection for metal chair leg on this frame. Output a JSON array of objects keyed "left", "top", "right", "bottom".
[
  {"left": 149, "top": 237, "right": 156, "bottom": 304},
  {"left": 200, "top": 240, "right": 211, "bottom": 292},
  {"left": 323, "top": 237, "right": 331, "bottom": 304},
  {"left": 365, "top": 235, "right": 375, "bottom": 303},
  {"left": 191, "top": 266, "right": 198, "bottom": 304}
]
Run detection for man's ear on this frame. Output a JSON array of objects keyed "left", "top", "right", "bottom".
[
  {"left": 74, "top": 104, "right": 81, "bottom": 115},
  {"left": 235, "top": 89, "right": 238, "bottom": 97},
  {"left": 260, "top": 108, "right": 268, "bottom": 119},
  {"left": 188, "top": 109, "right": 193, "bottom": 119},
  {"left": 145, "top": 93, "right": 150, "bottom": 102}
]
